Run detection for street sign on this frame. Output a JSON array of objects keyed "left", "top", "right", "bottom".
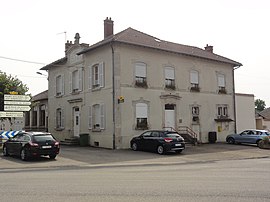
[
  {"left": 0, "top": 111, "right": 23, "bottom": 117},
  {"left": 4, "top": 105, "right": 31, "bottom": 111},
  {"left": 4, "top": 94, "right": 31, "bottom": 101},
  {"left": 4, "top": 101, "right": 31, "bottom": 105}
]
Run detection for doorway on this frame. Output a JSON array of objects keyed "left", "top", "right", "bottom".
[
  {"left": 165, "top": 104, "right": 175, "bottom": 130},
  {"left": 73, "top": 107, "right": 80, "bottom": 137}
]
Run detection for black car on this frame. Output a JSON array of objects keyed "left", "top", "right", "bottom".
[
  {"left": 2, "top": 131, "right": 60, "bottom": 161},
  {"left": 130, "top": 130, "right": 185, "bottom": 154}
]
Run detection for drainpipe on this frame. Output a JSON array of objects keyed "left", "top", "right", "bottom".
[
  {"left": 233, "top": 65, "right": 240, "bottom": 133},
  {"left": 110, "top": 42, "right": 116, "bottom": 149}
]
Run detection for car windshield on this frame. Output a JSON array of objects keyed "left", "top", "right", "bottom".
[
  {"left": 33, "top": 135, "right": 55, "bottom": 142},
  {"left": 165, "top": 133, "right": 180, "bottom": 138}
]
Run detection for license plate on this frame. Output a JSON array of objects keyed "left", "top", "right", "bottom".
[
  {"left": 42, "top": 145, "right": 52, "bottom": 149},
  {"left": 175, "top": 144, "right": 182, "bottom": 147}
]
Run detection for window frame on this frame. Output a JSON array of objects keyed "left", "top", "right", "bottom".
[
  {"left": 135, "top": 62, "right": 147, "bottom": 87},
  {"left": 135, "top": 102, "right": 148, "bottom": 130},
  {"left": 164, "top": 66, "right": 175, "bottom": 89}
]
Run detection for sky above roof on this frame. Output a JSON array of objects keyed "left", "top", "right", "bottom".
[{"left": 1, "top": 0, "right": 270, "bottom": 105}]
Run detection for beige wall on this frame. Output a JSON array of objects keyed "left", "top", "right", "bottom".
[
  {"left": 235, "top": 93, "right": 256, "bottom": 133},
  {"left": 47, "top": 43, "right": 237, "bottom": 149}
]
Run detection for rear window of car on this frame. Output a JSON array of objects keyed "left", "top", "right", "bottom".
[
  {"left": 33, "top": 135, "right": 55, "bottom": 142},
  {"left": 164, "top": 133, "right": 180, "bottom": 138}
]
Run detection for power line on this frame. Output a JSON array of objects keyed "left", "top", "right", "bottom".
[{"left": 0, "top": 55, "right": 45, "bottom": 65}]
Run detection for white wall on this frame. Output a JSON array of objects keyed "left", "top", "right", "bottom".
[{"left": 235, "top": 93, "right": 256, "bottom": 133}]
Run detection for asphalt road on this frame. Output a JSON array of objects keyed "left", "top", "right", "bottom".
[{"left": 0, "top": 143, "right": 270, "bottom": 201}]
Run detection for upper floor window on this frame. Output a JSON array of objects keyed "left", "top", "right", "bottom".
[
  {"left": 217, "top": 105, "right": 228, "bottom": 118},
  {"left": 217, "top": 73, "right": 226, "bottom": 94},
  {"left": 56, "top": 108, "right": 64, "bottom": 129},
  {"left": 164, "top": 67, "right": 175, "bottom": 89},
  {"left": 56, "top": 74, "right": 64, "bottom": 96},
  {"left": 135, "top": 62, "right": 147, "bottom": 87},
  {"left": 70, "top": 68, "right": 83, "bottom": 93},
  {"left": 135, "top": 103, "right": 148, "bottom": 130},
  {"left": 88, "top": 103, "right": 105, "bottom": 130},
  {"left": 190, "top": 70, "right": 200, "bottom": 92},
  {"left": 89, "top": 63, "right": 104, "bottom": 89}
]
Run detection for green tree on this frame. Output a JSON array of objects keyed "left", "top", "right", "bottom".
[
  {"left": 0, "top": 71, "right": 29, "bottom": 111},
  {"left": 255, "top": 99, "right": 266, "bottom": 112}
]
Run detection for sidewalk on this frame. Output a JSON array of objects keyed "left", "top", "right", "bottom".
[{"left": 0, "top": 143, "right": 269, "bottom": 170}]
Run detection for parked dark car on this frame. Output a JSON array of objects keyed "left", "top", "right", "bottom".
[
  {"left": 2, "top": 131, "right": 60, "bottom": 161},
  {"left": 130, "top": 130, "right": 185, "bottom": 154},
  {"left": 226, "top": 129, "right": 270, "bottom": 146}
]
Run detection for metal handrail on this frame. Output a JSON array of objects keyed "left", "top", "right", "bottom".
[{"left": 178, "top": 126, "right": 197, "bottom": 139}]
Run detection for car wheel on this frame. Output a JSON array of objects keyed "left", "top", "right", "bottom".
[
  {"left": 175, "top": 150, "right": 183, "bottom": 154},
  {"left": 157, "top": 145, "right": 164, "bottom": 155},
  {"left": 3, "top": 146, "right": 9, "bottom": 156},
  {"left": 227, "top": 137, "right": 235, "bottom": 144},
  {"left": 49, "top": 155, "right": 56, "bottom": 159},
  {"left": 131, "top": 142, "right": 138, "bottom": 151},
  {"left": 20, "top": 148, "right": 28, "bottom": 161},
  {"left": 257, "top": 140, "right": 263, "bottom": 148}
]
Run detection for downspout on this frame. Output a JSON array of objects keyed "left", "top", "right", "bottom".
[
  {"left": 110, "top": 42, "right": 116, "bottom": 149},
  {"left": 233, "top": 65, "right": 241, "bottom": 133}
]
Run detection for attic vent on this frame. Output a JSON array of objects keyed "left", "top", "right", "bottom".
[{"left": 154, "top": 38, "right": 161, "bottom": 42}]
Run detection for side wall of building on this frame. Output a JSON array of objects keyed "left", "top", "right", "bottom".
[{"left": 235, "top": 93, "right": 256, "bottom": 133}]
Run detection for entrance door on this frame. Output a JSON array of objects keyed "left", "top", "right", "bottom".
[
  {"left": 73, "top": 108, "right": 80, "bottom": 137},
  {"left": 165, "top": 104, "right": 175, "bottom": 130}
]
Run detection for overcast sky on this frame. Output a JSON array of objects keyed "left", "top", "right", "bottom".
[{"left": 1, "top": 0, "right": 270, "bottom": 106}]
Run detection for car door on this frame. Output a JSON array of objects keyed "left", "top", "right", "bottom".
[
  {"left": 149, "top": 131, "right": 161, "bottom": 151},
  {"left": 140, "top": 131, "right": 152, "bottom": 151},
  {"left": 235, "top": 130, "right": 249, "bottom": 143},
  {"left": 6, "top": 134, "right": 21, "bottom": 155},
  {"left": 12, "top": 134, "right": 25, "bottom": 155}
]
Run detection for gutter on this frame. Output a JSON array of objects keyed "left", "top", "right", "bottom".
[
  {"left": 233, "top": 65, "right": 241, "bottom": 133},
  {"left": 110, "top": 42, "right": 116, "bottom": 149}
]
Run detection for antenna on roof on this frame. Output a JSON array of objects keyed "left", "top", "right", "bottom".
[{"left": 57, "top": 31, "right": 67, "bottom": 42}]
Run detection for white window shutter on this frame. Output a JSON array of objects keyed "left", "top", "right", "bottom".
[
  {"left": 100, "top": 103, "right": 105, "bottom": 129},
  {"left": 79, "top": 68, "right": 83, "bottom": 91},
  {"left": 165, "top": 67, "right": 174, "bottom": 79},
  {"left": 190, "top": 71, "right": 199, "bottom": 84},
  {"left": 61, "top": 108, "right": 64, "bottom": 128},
  {"left": 218, "top": 74, "right": 225, "bottom": 87},
  {"left": 88, "top": 106, "right": 92, "bottom": 129},
  {"left": 54, "top": 76, "right": 57, "bottom": 96},
  {"left": 135, "top": 63, "right": 146, "bottom": 77},
  {"left": 99, "top": 62, "right": 104, "bottom": 87},
  {"left": 61, "top": 74, "right": 64, "bottom": 95},
  {"left": 69, "top": 72, "right": 72, "bottom": 93},
  {"left": 89, "top": 66, "right": 92, "bottom": 89},
  {"left": 136, "top": 103, "right": 147, "bottom": 118}
]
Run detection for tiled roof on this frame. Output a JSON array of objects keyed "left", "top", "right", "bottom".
[
  {"left": 31, "top": 90, "right": 48, "bottom": 101},
  {"left": 78, "top": 27, "right": 242, "bottom": 66},
  {"left": 40, "top": 57, "right": 67, "bottom": 70},
  {"left": 257, "top": 107, "right": 270, "bottom": 119}
]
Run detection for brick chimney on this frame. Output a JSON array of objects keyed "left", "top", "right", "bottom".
[
  {"left": 204, "top": 44, "right": 213, "bottom": 53},
  {"left": 104, "top": 17, "right": 114, "bottom": 39}
]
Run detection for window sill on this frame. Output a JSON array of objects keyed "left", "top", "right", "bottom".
[
  {"left": 55, "top": 127, "right": 65, "bottom": 131},
  {"left": 135, "top": 126, "right": 149, "bottom": 130}
]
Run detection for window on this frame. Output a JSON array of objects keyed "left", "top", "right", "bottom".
[
  {"left": 190, "top": 70, "right": 200, "bottom": 91},
  {"left": 32, "top": 106, "right": 37, "bottom": 126},
  {"left": 165, "top": 67, "right": 175, "bottom": 89},
  {"left": 39, "top": 105, "right": 46, "bottom": 127},
  {"left": 217, "top": 74, "right": 226, "bottom": 93},
  {"left": 136, "top": 103, "right": 148, "bottom": 129},
  {"left": 135, "top": 62, "right": 147, "bottom": 87},
  {"left": 70, "top": 68, "right": 83, "bottom": 93},
  {"left": 217, "top": 105, "right": 228, "bottom": 118},
  {"left": 56, "top": 108, "right": 64, "bottom": 129},
  {"left": 192, "top": 106, "right": 200, "bottom": 123},
  {"left": 89, "top": 63, "right": 104, "bottom": 89},
  {"left": 56, "top": 75, "right": 64, "bottom": 96},
  {"left": 25, "top": 111, "right": 30, "bottom": 126},
  {"left": 88, "top": 104, "right": 105, "bottom": 130}
]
